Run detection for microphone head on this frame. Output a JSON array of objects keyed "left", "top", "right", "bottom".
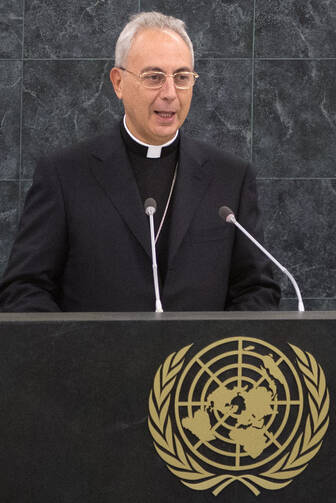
[
  {"left": 218, "top": 205, "right": 235, "bottom": 223},
  {"left": 144, "top": 197, "right": 157, "bottom": 215}
]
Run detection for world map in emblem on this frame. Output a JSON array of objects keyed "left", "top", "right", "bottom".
[{"left": 174, "top": 337, "right": 304, "bottom": 470}]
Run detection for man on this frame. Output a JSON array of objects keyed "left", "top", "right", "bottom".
[{"left": 0, "top": 12, "right": 280, "bottom": 312}]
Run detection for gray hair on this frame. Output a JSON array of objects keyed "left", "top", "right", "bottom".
[{"left": 115, "top": 11, "right": 194, "bottom": 68}]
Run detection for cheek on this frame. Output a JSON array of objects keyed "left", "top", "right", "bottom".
[
  {"left": 124, "top": 94, "right": 146, "bottom": 121},
  {"left": 129, "top": 93, "right": 154, "bottom": 117},
  {"left": 122, "top": 82, "right": 146, "bottom": 110},
  {"left": 179, "top": 94, "right": 192, "bottom": 117}
]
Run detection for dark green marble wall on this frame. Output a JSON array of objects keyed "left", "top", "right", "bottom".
[{"left": 1, "top": 1, "right": 336, "bottom": 309}]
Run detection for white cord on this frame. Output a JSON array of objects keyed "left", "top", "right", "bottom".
[{"left": 155, "top": 164, "right": 178, "bottom": 244}]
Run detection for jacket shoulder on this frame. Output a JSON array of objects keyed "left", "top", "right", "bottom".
[
  {"left": 36, "top": 125, "right": 121, "bottom": 175},
  {"left": 181, "top": 133, "right": 253, "bottom": 178}
]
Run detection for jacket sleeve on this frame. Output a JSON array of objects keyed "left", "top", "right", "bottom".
[
  {"left": 225, "top": 163, "right": 281, "bottom": 310},
  {"left": 0, "top": 160, "right": 68, "bottom": 312}
]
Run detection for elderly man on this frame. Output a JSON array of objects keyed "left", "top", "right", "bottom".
[{"left": 0, "top": 12, "right": 280, "bottom": 312}]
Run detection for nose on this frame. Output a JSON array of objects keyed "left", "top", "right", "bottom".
[{"left": 159, "top": 75, "right": 178, "bottom": 100}]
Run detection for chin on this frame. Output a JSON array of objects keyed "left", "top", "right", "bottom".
[{"left": 153, "top": 126, "right": 178, "bottom": 142}]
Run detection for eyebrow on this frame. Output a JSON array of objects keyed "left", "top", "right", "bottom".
[{"left": 141, "top": 66, "right": 192, "bottom": 73}]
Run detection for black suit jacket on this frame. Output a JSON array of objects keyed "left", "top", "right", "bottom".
[{"left": 0, "top": 123, "right": 280, "bottom": 311}]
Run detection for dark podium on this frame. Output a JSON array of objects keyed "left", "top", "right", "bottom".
[{"left": 0, "top": 312, "right": 334, "bottom": 503}]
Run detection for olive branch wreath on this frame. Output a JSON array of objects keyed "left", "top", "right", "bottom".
[{"left": 148, "top": 343, "right": 330, "bottom": 496}]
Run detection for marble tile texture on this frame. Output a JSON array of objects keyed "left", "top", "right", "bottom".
[
  {"left": 0, "top": 0, "right": 23, "bottom": 59},
  {"left": 141, "top": 0, "right": 254, "bottom": 57},
  {"left": 258, "top": 180, "right": 336, "bottom": 299},
  {"left": 0, "top": 182, "right": 19, "bottom": 276},
  {"left": 184, "top": 59, "right": 251, "bottom": 159},
  {"left": 19, "top": 179, "right": 33, "bottom": 216},
  {"left": 256, "top": 0, "right": 336, "bottom": 58},
  {"left": 253, "top": 60, "right": 336, "bottom": 177},
  {"left": 0, "top": 61, "right": 22, "bottom": 180},
  {"left": 24, "top": 0, "right": 138, "bottom": 58},
  {"left": 0, "top": 0, "right": 335, "bottom": 310},
  {"left": 22, "top": 60, "right": 121, "bottom": 178}
]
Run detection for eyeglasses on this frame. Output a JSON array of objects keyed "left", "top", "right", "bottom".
[{"left": 119, "top": 67, "right": 199, "bottom": 89}]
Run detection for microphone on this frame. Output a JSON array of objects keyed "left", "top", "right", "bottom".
[
  {"left": 219, "top": 206, "right": 305, "bottom": 312},
  {"left": 144, "top": 198, "right": 163, "bottom": 313}
]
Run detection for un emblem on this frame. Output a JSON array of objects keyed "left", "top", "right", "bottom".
[{"left": 148, "top": 337, "right": 329, "bottom": 496}]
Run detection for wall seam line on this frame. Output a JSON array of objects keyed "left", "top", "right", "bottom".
[
  {"left": 19, "top": 0, "right": 26, "bottom": 219},
  {"left": 250, "top": 0, "right": 256, "bottom": 164},
  {"left": 6, "top": 57, "right": 335, "bottom": 62}
]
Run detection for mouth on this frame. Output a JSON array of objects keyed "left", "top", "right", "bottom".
[{"left": 154, "top": 111, "right": 176, "bottom": 119}]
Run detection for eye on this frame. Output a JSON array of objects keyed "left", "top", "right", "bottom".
[
  {"left": 143, "top": 72, "right": 164, "bottom": 82},
  {"left": 175, "top": 73, "right": 192, "bottom": 84}
]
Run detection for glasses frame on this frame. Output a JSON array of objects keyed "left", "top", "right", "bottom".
[{"left": 118, "top": 67, "right": 199, "bottom": 90}]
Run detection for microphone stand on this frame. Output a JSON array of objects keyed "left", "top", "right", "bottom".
[
  {"left": 144, "top": 198, "right": 163, "bottom": 313},
  {"left": 219, "top": 206, "right": 305, "bottom": 312}
]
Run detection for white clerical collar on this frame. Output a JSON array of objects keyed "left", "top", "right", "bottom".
[{"left": 123, "top": 115, "right": 179, "bottom": 159}]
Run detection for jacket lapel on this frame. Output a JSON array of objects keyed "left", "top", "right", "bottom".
[
  {"left": 89, "top": 127, "right": 152, "bottom": 258},
  {"left": 89, "top": 126, "right": 214, "bottom": 267},
  {"left": 168, "top": 135, "right": 213, "bottom": 267}
]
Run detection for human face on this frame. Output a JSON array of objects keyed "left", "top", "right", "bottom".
[{"left": 110, "top": 29, "right": 194, "bottom": 145}]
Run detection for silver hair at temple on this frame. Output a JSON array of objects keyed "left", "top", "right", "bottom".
[{"left": 115, "top": 11, "right": 194, "bottom": 68}]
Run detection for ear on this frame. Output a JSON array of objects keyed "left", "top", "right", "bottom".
[{"left": 110, "top": 67, "right": 123, "bottom": 99}]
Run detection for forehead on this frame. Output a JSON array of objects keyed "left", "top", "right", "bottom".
[{"left": 126, "top": 28, "right": 193, "bottom": 71}]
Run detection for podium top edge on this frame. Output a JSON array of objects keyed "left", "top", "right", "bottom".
[{"left": 0, "top": 311, "right": 336, "bottom": 322}]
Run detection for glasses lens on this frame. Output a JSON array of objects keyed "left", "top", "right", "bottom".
[
  {"left": 141, "top": 72, "right": 166, "bottom": 88},
  {"left": 174, "top": 72, "right": 194, "bottom": 89}
]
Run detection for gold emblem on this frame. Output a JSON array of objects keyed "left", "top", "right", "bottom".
[{"left": 148, "top": 337, "right": 330, "bottom": 496}]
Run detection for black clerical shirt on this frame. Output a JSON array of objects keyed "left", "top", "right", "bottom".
[{"left": 120, "top": 121, "right": 179, "bottom": 284}]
